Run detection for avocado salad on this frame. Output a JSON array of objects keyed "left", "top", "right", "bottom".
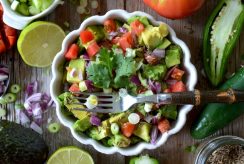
[{"left": 58, "top": 16, "right": 187, "bottom": 147}]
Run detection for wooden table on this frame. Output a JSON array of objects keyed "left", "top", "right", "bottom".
[{"left": 2, "top": 0, "right": 244, "bottom": 163}]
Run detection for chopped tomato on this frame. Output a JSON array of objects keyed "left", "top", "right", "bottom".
[
  {"left": 163, "top": 88, "right": 171, "bottom": 93},
  {"left": 158, "top": 119, "right": 170, "bottom": 133},
  {"left": 118, "top": 32, "right": 133, "bottom": 51},
  {"left": 87, "top": 41, "right": 100, "bottom": 57},
  {"left": 111, "top": 36, "right": 120, "bottom": 45},
  {"left": 170, "top": 81, "right": 186, "bottom": 92},
  {"left": 0, "top": 39, "right": 6, "bottom": 54},
  {"left": 69, "top": 83, "right": 80, "bottom": 92},
  {"left": 130, "top": 20, "right": 145, "bottom": 36},
  {"left": 80, "top": 30, "right": 94, "bottom": 44},
  {"left": 104, "top": 19, "right": 117, "bottom": 33},
  {"left": 171, "top": 68, "right": 185, "bottom": 81},
  {"left": 121, "top": 122, "right": 135, "bottom": 138},
  {"left": 65, "top": 44, "right": 79, "bottom": 60}
]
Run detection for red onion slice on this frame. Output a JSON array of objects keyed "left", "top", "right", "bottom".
[
  {"left": 30, "top": 121, "right": 43, "bottom": 134},
  {"left": 150, "top": 125, "right": 159, "bottom": 145},
  {"left": 90, "top": 115, "right": 101, "bottom": 126}
]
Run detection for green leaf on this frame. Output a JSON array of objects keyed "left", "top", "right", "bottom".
[
  {"left": 87, "top": 62, "right": 112, "bottom": 88},
  {"left": 127, "top": 16, "right": 150, "bottom": 26},
  {"left": 158, "top": 105, "right": 177, "bottom": 120},
  {"left": 98, "top": 48, "right": 114, "bottom": 76},
  {"left": 184, "top": 144, "right": 198, "bottom": 153}
]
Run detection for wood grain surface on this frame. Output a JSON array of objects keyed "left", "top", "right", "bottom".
[{"left": 1, "top": 0, "right": 244, "bottom": 163}]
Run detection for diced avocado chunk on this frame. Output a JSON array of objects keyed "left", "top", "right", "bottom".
[
  {"left": 133, "top": 122, "right": 151, "bottom": 142},
  {"left": 165, "top": 45, "right": 182, "bottom": 68},
  {"left": 63, "top": 92, "right": 85, "bottom": 111},
  {"left": 73, "top": 117, "right": 91, "bottom": 132},
  {"left": 142, "top": 64, "right": 167, "bottom": 81},
  {"left": 79, "top": 81, "right": 87, "bottom": 92},
  {"left": 16, "top": 3, "right": 30, "bottom": 16},
  {"left": 127, "top": 16, "right": 150, "bottom": 26},
  {"left": 66, "top": 58, "right": 86, "bottom": 83},
  {"left": 141, "top": 24, "right": 169, "bottom": 49},
  {"left": 111, "top": 134, "right": 131, "bottom": 148},
  {"left": 109, "top": 112, "right": 129, "bottom": 125},
  {"left": 87, "top": 25, "right": 105, "bottom": 42},
  {"left": 87, "top": 126, "right": 110, "bottom": 140},
  {"left": 157, "top": 38, "right": 171, "bottom": 49}
]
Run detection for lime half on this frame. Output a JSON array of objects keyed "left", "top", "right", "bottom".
[
  {"left": 17, "top": 21, "right": 65, "bottom": 67},
  {"left": 47, "top": 146, "right": 94, "bottom": 164}
]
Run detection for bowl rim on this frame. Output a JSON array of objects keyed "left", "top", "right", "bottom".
[{"left": 50, "top": 9, "right": 198, "bottom": 156}]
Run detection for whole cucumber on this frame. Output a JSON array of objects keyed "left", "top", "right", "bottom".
[{"left": 191, "top": 67, "right": 244, "bottom": 139}]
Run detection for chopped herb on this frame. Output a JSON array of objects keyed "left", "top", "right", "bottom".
[{"left": 185, "top": 144, "right": 198, "bottom": 153}]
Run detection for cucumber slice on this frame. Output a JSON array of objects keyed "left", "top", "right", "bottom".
[
  {"left": 10, "top": 84, "right": 21, "bottom": 94},
  {"left": 3, "top": 93, "right": 17, "bottom": 103}
]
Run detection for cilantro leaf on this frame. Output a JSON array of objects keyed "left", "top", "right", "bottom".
[
  {"left": 98, "top": 48, "right": 114, "bottom": 76},
  {"left": 87, "top": 62, "right": 112, "bottom": 89},
  {"left": 113, "top": 54, "right": 136, "bottom": 88}
]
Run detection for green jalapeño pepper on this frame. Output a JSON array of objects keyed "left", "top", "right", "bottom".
[
  {"left": 203, "top": 0, "right": 244, "bottom": 86},
  {"left": 191, "top": 67, "right": 244, "bottom": 139}
]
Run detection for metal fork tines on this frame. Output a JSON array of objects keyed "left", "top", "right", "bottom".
[{"left": 71, "top": 92, "right": 121, "bottom": 113}]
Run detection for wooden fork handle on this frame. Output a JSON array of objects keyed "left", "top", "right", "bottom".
[{"left": 158, "top": 89, "right": 244, "bottom": 105}]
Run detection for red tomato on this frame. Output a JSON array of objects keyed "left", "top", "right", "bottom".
[
  {"left": 158, "top": 119, "right": 170, "bottom": 133},
  {"left": 130, "top": 20, "right": 145, "bottom": 36},
  {"left": 143, "top": 0, "right": 205, "bottom": 19},
  {"left": 69, "top": 83, "right": 80, "bottom": 92},
  {"left": 87, "top": 41, "right": 100, "bottom": 57},
  {"left": 171, "top": 68, "right": 185, "bottom": 81},
  {"left": 104, "top": 19, "right": 117, "bottom": 33},
  {"left": 118, "top": 32, "right": 133, "bottom": 51},
  {"left": 121, "top": 122, "right": 135, "bottom": 138},
  {"left": 171, "top": 81, "right": 187, "bottom": 92},
  {"left": 65, "top": 44, "right": 79, "bottom": 60},
  {"left": 0, "top": 39, "right": 6, "bottom": 54},
  {"left": 80, "top": 30, "right": 94, "bottom": 44}
]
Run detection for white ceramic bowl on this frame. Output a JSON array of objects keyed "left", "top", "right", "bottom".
[
  {"left": 50, "top": 9, "right": 197, "bottom": 156},
  {"left": 0, "top": 0, "right": 61, "bottom": 30}
]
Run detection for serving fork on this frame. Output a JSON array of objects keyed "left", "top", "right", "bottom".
[{"left": 70, "top": 89, "right": 244, "bottom": 113}]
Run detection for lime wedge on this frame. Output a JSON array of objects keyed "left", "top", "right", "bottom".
[
  {"left": 47, "top": 146, "right": 94, "bottom": 164},
  {"left": 17, "top": 21, "right": 65, "bottom": 67}
]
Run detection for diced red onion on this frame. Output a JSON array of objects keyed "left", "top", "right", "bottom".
[
  {"left": 152, "top": 49, "right": 165, "bottom": 59},
  {"left": 164, "top": 66, "right": 177, "bottom": 80},
  {"left": 118, "top": 27, "right": 128, "bottom": 33},
  {"left": 0, "top": 74, "right": 8, "bottom": 81},
  {"left": 20, "top": 111, "right": 31, "bottom": 125},
  {"left": 0, "top": 66, "right": 9, "bottom": 74},
  {"left": 144, "top": 114, "right": 153, "bottom": 123},
  {"left": 90, "top": 115, "right": 101, "bottom": 126},
  {"left": 82, "top": 53, "right": 90, "bottom": 61},
  {"left": 150, "top": 125, "right": 159, "bottom": 145},
  {"left": 30, "top": 121, "right": 43, "bottom": 134},
  {"left": 85, "top": 80, "right": 95, "bottom": 92},
  {"left": 107, "top": 31, "right": 118, "bottom": 40},
  {"left": 148, "top": 79, "right": 161, "bottom": 94},
  {"left": 152, "top": 116, "right": 159, "bottom": 125},
  {"left": 130, "top": 75, "right": 141, "bottom": 86},
  {"left": 25, "top": 81, "right": 38, "bottom": 98}
]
